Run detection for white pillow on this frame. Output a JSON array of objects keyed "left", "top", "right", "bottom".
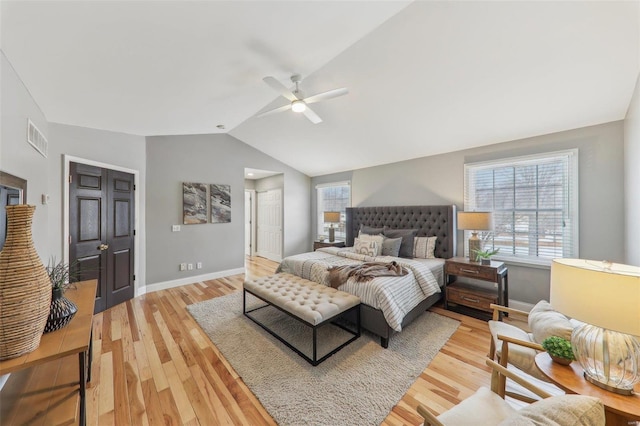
[
  {"left": 353, "top": 238, "right": 379, "bottom": 256},
  {"left": 357, "top": 233, "right": 385, "bottom": 251},
  {"left": 413, "top": 236, "right": 437, "bottom": 259}
]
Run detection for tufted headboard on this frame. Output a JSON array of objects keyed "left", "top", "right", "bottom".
[{"left": 345, "top": 205, "right": 457, "bottom": 259}]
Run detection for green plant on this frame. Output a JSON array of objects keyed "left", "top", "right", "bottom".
[
  {"left": 46, "top": 258, "right": 84, "bottom": 291},
  {"left": 473, "top": 248, "right": 499, "bottom": 262},
  {"left": 542, "top": 336, "right": 575, "bottom": 360}
]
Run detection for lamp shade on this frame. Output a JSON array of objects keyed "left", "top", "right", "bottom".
[
  {"left": 323, "top": 211, "right": 341, "bottom": 223},
  {"left": 457, "top": 211, "right": 493, "bottom": 231},
  {"left": 550, "top": 259, "right": 640, "bottom": 337}
]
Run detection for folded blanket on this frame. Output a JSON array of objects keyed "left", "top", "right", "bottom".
[{"left": 327, "top": 261, "right": 408, "bottom": 289}]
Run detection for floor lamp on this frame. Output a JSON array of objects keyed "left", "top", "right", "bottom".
[{"left": 550, "top": 259, "right": 640, "bottom": 395}]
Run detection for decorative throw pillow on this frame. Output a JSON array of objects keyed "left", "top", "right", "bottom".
[
  {"left": 383, "top": 227, "right": 418, "bottom": 258},
  {"left": 413, "top": 236, "right": 437, "bottom": 259},
  {"left": 353, "top": 238, "right": 379, "bottom": 257},
  {"left": 359, "top": 224, "right": 384, "bottom": 236},
  {"left": 499, "top": 395, "right": 605, "bottom": 425},
  {"left": 381, "top": 237, "right": 402, "bottom": 257},
  {"left": 528, "top": 300, "right": 574, "bottom": 344},
  {"left": 357, "top": 233, "right": 385, "bottom": 252}
]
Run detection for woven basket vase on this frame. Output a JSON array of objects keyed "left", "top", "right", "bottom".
[{"left": 0, "top": 205, "right": 51, "bottom": 360}]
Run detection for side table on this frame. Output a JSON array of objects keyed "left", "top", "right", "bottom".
[
  {"left": 535, "top": 352, "right": 640, "bottom": 426},
  {"left": 313, "top": 240, "right": 345, "bottom": 251}
]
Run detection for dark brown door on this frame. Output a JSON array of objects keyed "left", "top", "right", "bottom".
[{"left": 69, "top": 162, "right": 135, "bottom": 313}]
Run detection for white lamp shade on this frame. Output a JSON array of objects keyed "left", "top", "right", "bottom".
[
  {"left": 550, "top": 258, "right": 640, "bottom": 337},
  {"left": 457, "top": 211, "right": 493, "bottom": 231}
]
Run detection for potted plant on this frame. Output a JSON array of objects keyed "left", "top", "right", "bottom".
[
  {"left": 473, "top": 248, "right": 499, "bottom": 265},
  {"left": 44, "top": 258, "right": 81, "bottom": 333},
  {"left": 542, "top": 336, "right": 575, "bottom": 365}
]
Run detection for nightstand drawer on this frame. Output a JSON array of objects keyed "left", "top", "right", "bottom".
[
  {"left": 446, "top": 284, "right": 497, "bottom": 313},
  {"left": 446, "top": 262, "right": 497, "bottom": 281}
]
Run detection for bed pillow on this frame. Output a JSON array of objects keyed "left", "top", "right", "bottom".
[
  {"left": 381, "top": 237, "right": 402, "bottom": 257},
  {"left": 413, "top": 236, "right": 437, "bottom": 259},
  {"left": 359, "top": 224, "right": 384, "bottom": 236},
  {"left": 353, "top": 238, "right": 379, "bottom": 257},
  {"left": 382, "top": 227, "right": 418, "bottom": 258},
  {"left": 357, "top": 233, "right": 385, "bottom": 252}
]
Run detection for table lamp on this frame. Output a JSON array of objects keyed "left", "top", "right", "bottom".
[
  {"left": 550, "top": 258, "right": 640, "bottom": 395},
  {"left": 457, "top": 211, "right": 493, "bottom": 261},
  {"left": 323, "top": 211, "right": 341, "bottom": 242}
]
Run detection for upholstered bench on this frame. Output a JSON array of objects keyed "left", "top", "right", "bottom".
[{"left": 243, "top": 273, "right": 361, "bottom": 366}]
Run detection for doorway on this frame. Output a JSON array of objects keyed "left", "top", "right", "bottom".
[
  {"left": 244, "top": 190, "right": 256, "bottom": 256},
  {"left": 68, "top": 161, "right": 136, "bottom": 313}
]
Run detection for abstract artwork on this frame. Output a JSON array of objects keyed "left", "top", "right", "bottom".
[
  {"left": 183, "top": 182, "right": 207, "bottom": 224},
  {"left": 210, "top": 184, "right": 231, "bottom": 223}
]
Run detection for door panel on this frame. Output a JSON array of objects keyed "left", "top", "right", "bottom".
[
  {"left": 256, "top": 189, "right": 282, "bottom": 262},
  {"left": 70, "top": 162, "right": 135, "bottom": 313}
]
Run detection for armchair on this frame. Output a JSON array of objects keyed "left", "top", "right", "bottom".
[
  {"left": 417, "top": 358, "right": 605, "bottom": 426},
  {"left": 488, "top": 301, "right": 574, "bottom": 402}
]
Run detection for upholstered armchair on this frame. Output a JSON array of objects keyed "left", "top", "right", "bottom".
[
  {"left": 488, "top": 301, "right": 577, "bottom": 402},
  {"left": 417, "top": 358, "right": 605, "bottom": 426}
]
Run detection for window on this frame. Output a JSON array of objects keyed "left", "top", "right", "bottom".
[
  {"left": 464, "top": 150, "right": 578, "bottom": 265},
  {"left": 316, "top": 181, "right": 351, "bottom": 240}
]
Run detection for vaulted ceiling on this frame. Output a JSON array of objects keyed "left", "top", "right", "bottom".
[{"left": 2, "top": 1, "right": 638, "bottom": 176}]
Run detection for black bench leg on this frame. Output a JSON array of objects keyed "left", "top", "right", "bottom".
[{"left": 381, "top": 336, "right": 389, "bottom": 348}]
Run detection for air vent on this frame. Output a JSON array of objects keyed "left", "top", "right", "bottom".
[{"left": 27, "top": 119, "right": 48, "bottom": 158}]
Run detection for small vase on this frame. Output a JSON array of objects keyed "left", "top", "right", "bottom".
[
  {"left": 481, "top": 258, "right": 491, "bottom": 265},
  {"left": 44, "top": 287, "right": 78, "bottom": 333},
  {"left": 550, "top": 354, "right": 572, "bottom": 365}
]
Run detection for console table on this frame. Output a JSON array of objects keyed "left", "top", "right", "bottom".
[{"left": 0, "top": 280, "right": 97, "bottom": 425}]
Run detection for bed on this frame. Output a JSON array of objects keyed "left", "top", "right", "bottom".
[{"left": 277, "top": 205, "right": 457, "bottom": 347}]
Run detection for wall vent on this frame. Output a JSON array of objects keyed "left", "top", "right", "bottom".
[{"left": 27, "top": 119, "right": 48, "bottom": 158}]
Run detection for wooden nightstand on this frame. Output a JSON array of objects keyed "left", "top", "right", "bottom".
[
  {"left": 444, "top": 257, "right": 508, "bottom": 320},
  {"left": 313, "top": 240, "right": 345, "bottom": 251}
]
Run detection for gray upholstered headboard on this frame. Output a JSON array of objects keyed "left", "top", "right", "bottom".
[{"left": 345, "top": 205, "right": 457, "bottom": 259}]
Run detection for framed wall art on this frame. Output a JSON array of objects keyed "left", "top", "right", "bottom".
[
  {"left": 183, "top": 182, "right": 207, "bottom": 224},
  {"left": 210, "top": 184, "right": 231, "bottom": 223}
]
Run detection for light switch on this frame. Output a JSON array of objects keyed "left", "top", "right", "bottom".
[{"left": 172, "top": 225, "right": 181, "bottom": 232}]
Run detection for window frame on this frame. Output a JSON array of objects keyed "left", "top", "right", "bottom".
[
  {"left": 464, "top": 149, "right": 579, "bottom": 267},
  {"left": 315, "top": 181, "right": 351, "bottom": 241}
]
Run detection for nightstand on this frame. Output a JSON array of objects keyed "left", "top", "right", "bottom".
[
  {"left": 444, "top": 257, "right": 508, "bottom": 320},
  {"left": 313, "top": 240, "right": 345, "bottom": 251}
]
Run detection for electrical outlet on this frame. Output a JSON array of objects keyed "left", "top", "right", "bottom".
[
  {"left": 172, "top": 225, "right": 181, "bottom": 232},
  {"left": 187, "top": 263, "right": 193, "bottom": 270},
  {"left": 196, "top": 262, "right": 203, "bottom": 269},
  {"left": 179, "top": 263, "right": 187, "bottom": 271}
]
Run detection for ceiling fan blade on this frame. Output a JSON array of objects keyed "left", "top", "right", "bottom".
[
  {"left": 263, "top": 76, "right": 299, "bottom": 102},
  {"left": 255, "top": 103, "right": 291, "bottom": 118},
  {"left": 302, "top": 106, "right": 322, "bottom": 124},
  {"left": 303, "top": 87, "right": 348, "bottom": 105}
]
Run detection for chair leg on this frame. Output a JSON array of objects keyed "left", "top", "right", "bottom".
[{"left": 488, "top": 338, "right": 496, "bottom": 360}]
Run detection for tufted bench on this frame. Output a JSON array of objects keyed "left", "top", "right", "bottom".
[{"left": 243, "top": 273, "right": 361, "bottom": 366}]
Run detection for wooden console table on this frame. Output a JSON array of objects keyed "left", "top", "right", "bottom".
[{"left": 0, "top": 280, "right": 97, "bottom": 425}]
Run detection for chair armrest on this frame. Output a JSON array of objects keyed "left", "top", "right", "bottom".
[
  {"left": 496, "top": 334, "right": 544, "bottom": 352},
  {"left": 486, "top": 358, "right": 553, "bottom": 399},
  {"left": 417, "top": 404, "right": 445, "bottom": 426},
  {"left": 490, "top": 303, "right": 530, "bottom": 321}
]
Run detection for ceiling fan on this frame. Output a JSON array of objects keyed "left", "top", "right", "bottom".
[{"left": 256, "top": 74, "right": 348, "bottom": 124}]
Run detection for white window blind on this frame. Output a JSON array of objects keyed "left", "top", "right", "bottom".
[
  {"left": 316, "top": 181, "right": 351, "bottom": 240},
  {"left": 464, "top": 150, "right": 578, "bottom": 264}
]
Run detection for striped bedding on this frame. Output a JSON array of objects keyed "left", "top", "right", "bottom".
[{"left": 276, "top": 247, "right": 444, "bottom": 332}]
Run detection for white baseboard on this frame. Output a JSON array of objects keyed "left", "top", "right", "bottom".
[
  {"left": 508, "top": 299, "right": 535, "bottom": 312},
  {"left": 140, "top": 267, "right": 245, "bottom": 296}
]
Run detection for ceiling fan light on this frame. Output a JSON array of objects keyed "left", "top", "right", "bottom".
[{"left": 291, "top": 100, "right": 306, "bottom": 113}]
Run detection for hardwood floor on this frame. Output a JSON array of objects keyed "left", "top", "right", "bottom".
[{"left": 86, "top": 256, "right": 494, "bottom": 425}]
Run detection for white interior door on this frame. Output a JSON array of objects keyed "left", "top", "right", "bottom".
[
  {"left": 244, "top": 190, "right": 252, "bottom": 256},
  {"left": 256, "top": 189, "right": 282, "bottom": 262}
]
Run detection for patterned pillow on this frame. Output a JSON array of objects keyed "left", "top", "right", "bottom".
[
  {"left": 357, "top": 233, "right": 385, "bottom": 251},
  {"left": 353, "top": 238, "right": 379, "bottom": 256},
  {"left": 413, "top": 236, "right": 437, "bottom": 259}
]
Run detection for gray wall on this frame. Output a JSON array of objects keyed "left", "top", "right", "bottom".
[
  {"left": 145, "top": 134, "right": 310, "bottom": 285},
  {"left": 311, "top": 121, "right": 625, "bottom": 304},
  {"left": 1, "top": 51, "right": 50, "bottom": 259},
  {"left": 255, "top": 174, "right": 283, "bottom": 192},
  {"left": 624, "top": 72, "right": 640, "bottom": 266}
]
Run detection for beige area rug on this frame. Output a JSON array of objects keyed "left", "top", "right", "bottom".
[{"left": 187, "top": 292, "right": 459, "bottom": 426}]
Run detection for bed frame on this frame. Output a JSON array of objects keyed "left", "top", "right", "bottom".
[{"left": 344, "top": 205, "right": 457, "bottom": 347}]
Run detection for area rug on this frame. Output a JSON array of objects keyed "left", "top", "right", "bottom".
[{"left": 187, "top": 292, "right": 459, "bottom": 426}]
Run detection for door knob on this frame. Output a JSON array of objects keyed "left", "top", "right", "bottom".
[{"left": 99, "top": 244, "right": 109, "bottom": 251}]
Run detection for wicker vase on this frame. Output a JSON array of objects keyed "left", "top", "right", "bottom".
[{"left": 0, "top": 205, "right": 51, "bottom": 360}]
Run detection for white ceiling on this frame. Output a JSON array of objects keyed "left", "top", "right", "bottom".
[{"left": 2, "top": 1, "right": 639, "bottom": 177}]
